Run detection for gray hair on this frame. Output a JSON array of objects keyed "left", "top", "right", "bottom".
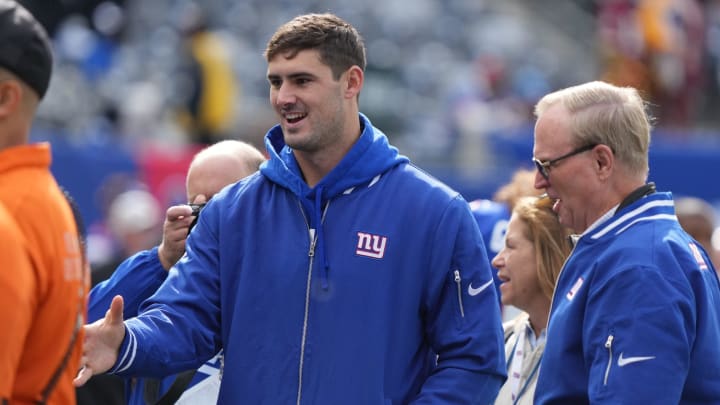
[{"left": 535, "top": 81, "right": 651, "bottom": 178}]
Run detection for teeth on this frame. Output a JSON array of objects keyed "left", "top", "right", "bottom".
[{"left": 285, "top": 113, "right": 305, "bottom": 120}]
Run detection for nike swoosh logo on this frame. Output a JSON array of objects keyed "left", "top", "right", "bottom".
[
  {"left": 468, "top": 279, "right": 494, "bottom": 296},
  {"left": 617, "top": 352, "right": 656, "bottom": 367}
]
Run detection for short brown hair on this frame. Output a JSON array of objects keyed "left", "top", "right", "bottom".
[{"left": 264, "top": 13, "right": 366, "bottom": 80}]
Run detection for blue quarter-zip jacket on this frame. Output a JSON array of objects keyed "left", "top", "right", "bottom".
[
  {"left": 110, "top": 114, "right": 507, "bottom": 404},
  {"left": 535, "top": 191, "right": 720, "bottom": 404}
]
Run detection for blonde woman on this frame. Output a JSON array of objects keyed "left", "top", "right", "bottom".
[{"left": 492, "top": 196, "right": 572, "bottom": 405}]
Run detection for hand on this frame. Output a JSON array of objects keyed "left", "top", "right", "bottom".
[
  {"left": 157, "top": 205, "right": 194, "bottom": 270},
  {"left": 74, "top": 295, "right": 126, "bottom": 386}
]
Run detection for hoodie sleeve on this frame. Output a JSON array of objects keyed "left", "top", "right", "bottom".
[
  {"left": 413, "top": 196, "right": 506, "bottom": 404},
  {"left": 110, "top": 204, "right": 222, "bottom": 378},
  {"left": 87, "top": 246, "right": 168, "bottom": 322}
]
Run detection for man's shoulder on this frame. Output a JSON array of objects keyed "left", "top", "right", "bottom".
[
  {"left": 386, "top": 163, "right": 460, "bottom": 200},
  {"left": 213, "top": 172, "right": 269, "bottom": 201}
]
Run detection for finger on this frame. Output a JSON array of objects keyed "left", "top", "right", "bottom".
[
  {"left": 162, "top": 227, "right": 191, "bottom": 247},
  {"left": 166, "top": 205, "right": 193, "bottom": 220},
  {"left": 107, "top": 295, "right": 125, "bottom": 325},
  {"left": 73, "top": 364, "right": 94, "bottom": 386},
  {"left": 166, "top": 217, "right": 193, "bottom": 232}
]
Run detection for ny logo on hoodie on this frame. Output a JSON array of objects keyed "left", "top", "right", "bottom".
[{"left": 356, "top": 232, "right": 388, "bottom": 259}]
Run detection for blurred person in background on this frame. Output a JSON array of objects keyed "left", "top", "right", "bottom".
[
  {"left": 91, "top": 188, "right": 163, "bottom": 285},
  {"left": 174, "top": 3, "right": 238, "bottom": 145},
  {"left": 598, "top": 0, "right": 705, "bottom": 128},
  {"left": 75, "top": 13, "right": 506, "bottom": 404},
  {"left": 470, "top": 167, "right": 541, "bottom": 319},
  {"left": 491, "top": 196, "right": 572, "bottom": 405},
  {"left": 597, "top": 0, "right": 653, "bottom": 99},
  {"left": 0, "top": 1, "right": 88, "bottom": 403},
  {"left": 675, "top": 196, "right": 720, "bottom": 272},
  {"left": 78, "top": 178, "right": 163, "bottom": 405},
  {"left": 532, "top": 80, "right": 720, "bottom": 404},
  {"left": 82, "top": 140, "right": 264, "bottom": 405},
  {"left": 637, "top": 0, "right": 705, "bottom": 128}
]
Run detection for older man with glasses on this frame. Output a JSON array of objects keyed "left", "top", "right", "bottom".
[
  {"left": 530, "top": 81, "right": 720, "bottom": 404},
  {"left": 532, "top": 143, "right": 597, "bottom": 181}
]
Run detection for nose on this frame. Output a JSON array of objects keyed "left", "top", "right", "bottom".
[
  {"left": 491, "top": 252, "right": 503, "bottom": 269},
  {"left": 273, "top": 83, "right": 296, "bottom": 107},
  {"left": 534, "top": 169, "right": 549, "bottom": 190}
]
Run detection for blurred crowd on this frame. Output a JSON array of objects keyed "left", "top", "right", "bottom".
[{"left": 22, "top": 0, "right": 720, "bottom": 150}]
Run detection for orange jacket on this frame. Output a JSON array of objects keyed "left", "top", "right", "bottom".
[{"left": 0, "top": 143, "right": 88, "bottom": 404}]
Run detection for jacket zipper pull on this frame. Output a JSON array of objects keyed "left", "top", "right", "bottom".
[
  {"left": 454, "top": 270, "right": 465, "bottom": 318},
  {"left": 308, "top": 228, "right": 316, "bottom": 257},
  {"left": 604, "top": 334, "right": 614, "bottom": 386}
]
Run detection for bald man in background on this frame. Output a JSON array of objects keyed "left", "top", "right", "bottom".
[
  {"left": 81, "top": 140, "right": 265, "bottom": 405},
  {"left": 675, "top": 196, "right": 720, "bottom": 273}
]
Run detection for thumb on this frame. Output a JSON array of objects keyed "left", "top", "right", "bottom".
[
  {"left": 192, "top": 194, "right": 208, "bottom": 204},
  {"left": 73, "top": 364, "right": 94, "bottom": 387},
  {"left": 106, "top": 295, "right": 125, "bottom": 326}
]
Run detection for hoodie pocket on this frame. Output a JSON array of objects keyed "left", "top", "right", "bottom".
[
  {"left": 453, "top": 270, "right": 465, "bottom": 318},
  {"left": 603, "top": 331, "right": 615, "bottom": 386}
]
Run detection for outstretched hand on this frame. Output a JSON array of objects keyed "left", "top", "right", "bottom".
[{"left": 74, "top": 295, "right": 126, "bottom": 386}]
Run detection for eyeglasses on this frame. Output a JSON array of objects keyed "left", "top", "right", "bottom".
[{"left": 533, "top": 144, "right": 597, "bottom": 180}]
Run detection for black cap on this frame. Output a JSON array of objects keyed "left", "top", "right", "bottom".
[{"left": 0, "top": 0, "right": 52, "bottom": 99}]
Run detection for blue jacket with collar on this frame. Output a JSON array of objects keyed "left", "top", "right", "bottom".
[
  {"left": 535, "top": 191, "right": 720, "bottom": 404},
  {"left": 110, "top": 114, "right": 506, "bottom": 404}
]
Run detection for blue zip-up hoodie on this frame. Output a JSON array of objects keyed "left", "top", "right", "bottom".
[
  {"left": 111, "top": 114, "right": 506, "bottom": 404},
  {"left": 88, "top": 247, "right": 222, "bottom": 404},
  {"left": 535, "top": 191, "right": 720, "bottom": 404}
]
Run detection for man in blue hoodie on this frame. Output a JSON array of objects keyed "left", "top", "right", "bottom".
[
  {"left": 531, "top": 81, "right": 720, "bottom": 404},
  {"left": 75, "top": 13, "right": 506, "bottom": 404}
]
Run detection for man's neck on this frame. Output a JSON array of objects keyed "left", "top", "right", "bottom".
[
  {"left": 0, "top": 127, "right": 28, "bottom": 151},
  {"left": 295, "top": 115, "right": 362, "bottom": 188}
]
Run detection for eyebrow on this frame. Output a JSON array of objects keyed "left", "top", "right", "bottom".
[{"left": 267, "top": 72, "right": 317, "bottom": 81}]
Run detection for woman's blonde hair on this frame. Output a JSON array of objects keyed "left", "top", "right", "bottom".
[{"left": 513, "top": 196, "right": 573, "bottom": 299}]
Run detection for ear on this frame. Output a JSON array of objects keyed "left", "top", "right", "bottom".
[
  {"left": 0, "top": 79, "right": 22, "bottom": 118},
  {"left": 593, "top": 144, "right": 614, "bottom": 180},
  {"left": 343, "top": 65, "right": 364, "bottom": 100}
]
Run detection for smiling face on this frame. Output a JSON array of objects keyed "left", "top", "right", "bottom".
[
  {"left": 492, "top": 213, "right": 545, "bottom": 311},
  {"left": 532, "top": 104, "right": 600, "bottom": 233},
  {"left": 267, "top": 49, "right": 354, "bottom": 155}
]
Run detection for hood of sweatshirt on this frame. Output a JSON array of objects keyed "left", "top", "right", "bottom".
[
  {"left": 260, "top": 113, "right": 407, "bottom": 200},
  {"left": 259, "top": 113, "right": 408, "bottom": 288}
]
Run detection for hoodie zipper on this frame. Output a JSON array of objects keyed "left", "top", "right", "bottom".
[
  {"left": 454, "top": 270, "right": 465, "bottom": 318},
  {"left": 604, "top": 333, "right": 614, "bottom": 386},
  {"left": 295, "top": 199, "right": 329, "bottom": 405},
  {"left": 295, "top": 198, "right": 315, "bottom": 405},
  {"left": 296, "top": 229, "right": 316, "bottom": 405}
]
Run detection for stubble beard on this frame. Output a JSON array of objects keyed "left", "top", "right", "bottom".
[{"left": 285, "top": 103, "right": 345, "bottom": 154}]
